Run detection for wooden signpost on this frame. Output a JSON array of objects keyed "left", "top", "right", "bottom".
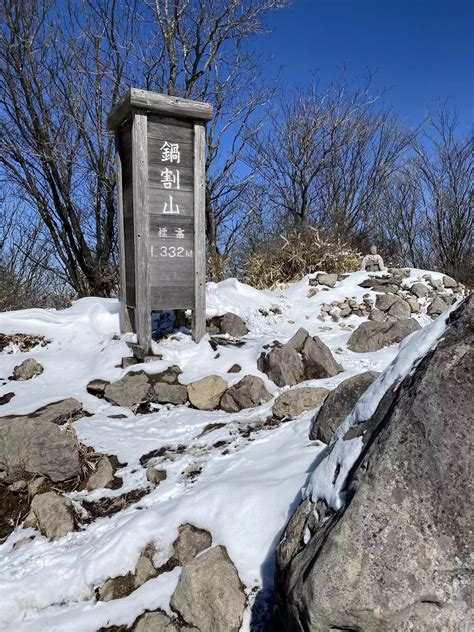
[{"left": 107, "top": 89, "right": 212, "bottom": 358}]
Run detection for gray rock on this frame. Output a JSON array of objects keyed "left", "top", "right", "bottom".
[
  {"left": 406, "top": 296, "right": 420, "bottom": 313},
  {"left": 410, "top": 282, "right": 430, "bottom": 298},
  {"left": 146, "top": 468, "right": 167, "bottom": 485},
  {"left": 220, "top": 375, "right": 272, "bottom": 412},
  {"left": 99, "top": 553, "right": 156, "bottom": 602},
  {"left": 442, "top": 275, "right": 457, "bottom": 288},
  {"left": 152, "top": 382, "right": 187, "bottom": 405},
  {"left": 309, "top": 371, "right": 380, "bottom": 442},
  {"left": 29, "top": 491, "right": 75, "bottom": 539},
  {"left": 430, "top": 277, "right": 443, "bottom": 290},
  {"left": 347, "top": 319, "right": 421, "bottom": 353},
  {"left": 104, "top": 371, "right": 152, "bottom": 408},
  {"left": 85, "top": 456, "right": 117, "bottom": 491},
  {"left": 273, "top": 387, "right": 329, "bottom": 421},
  {"left": 257, "top": 346, "right": 305, "bottom": 388},
  {"left": 427, "top": 296, "right": 449, "bottom": 316},
  {"left": 154, "top": 365, "right": 182, "bottom": 384},
  {"left": 285, "top": 327, "right": 310, "bottom": 352},
  {"left": 86, "top": 379, "right": 109, "bottom": 396},
  {"left": 301, "top": 336, "right": 343, "bottom": 379},
  {"left": 170, "top": 545, "right": 245, "bottom": 632},
  {"left": 227, "top": 364, "right": 241, "bottom": 373},
  {"left": 27, "top": 476, "right": 49, "bottom": 497},
  {"left": 208, "top": 313, "right": 249, "bottom": 337},
  {"left": 133, "top": 612, "right": 179, "bottom": 632},
  {"left": 375, "top": 293, "right": 399, "bottom": 311},
  {"left": 368, "top": 309, "right": 385, "bottom": 322},
  {"left": 172, "top": 523, "right": 212, "bottom": 565},
  {"left": 0, "top": 418, "right": 80, "bottom": 482},
  {"left": 25, "top": 398, "right": 83, "bottom": 425},
  {"left": 276, "top": 294, "right": 473, "bottom": 632},
  {"left": 387, "top": 298, "right": 411, "bottom": 320},
  {"left": 12, "top": 358, "right": 43, "bottom": 381},
  {"left": 187, "top": 375, "right": 228, "bottom": 410},
  {"left": 316, "top": 273, "right": 338, "bottom": 288}
]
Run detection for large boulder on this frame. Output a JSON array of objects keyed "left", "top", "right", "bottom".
[
  {"left": 309, "top": 371, "right": 380, "bottom": 442},
  {"left": 187, "top": 375, "right": 228, "bottom": 410},
  {"left": 301, "top": 336, "right": 343, "bottom": 379},
  {"left": 26, "top": 398, "right": 83, "bottom": 425},
  {"left": 0, "top": 418, "right": 81, "bottom": 482},
  {"left": 315, "top": 273, "right": 337, "bottom": 288},
  {"left": 410, "top": 282, "right": 430, "bottom": 298},
  {"left": 276, "top": 295, "right": 473, "bottom": 631},
  {"left": 12, "top": 358, "right": 44, "bottom": 381},
  {"left": 152, "top": 382, "right": 187, "bottom": 406},
  {"left": 257, "top": 346, "right": 305, "bottom": 388},
  {"left": 172, "top": 523, "right": 212, "bottom": 565},
  {"left": 220, "top": 375, "right": 272, "bottom": 412},
  {"left": 427, "top": 296, "right": 449, "bottom": 317},
  {"left": 104, "top": 371, "right": 152, "bottom": 408},
  {"left": 170, "top": 545, "right": 246, "bottom": 632},
  {"left": 273, "top": 387, "right": 329, "bottom": 421},
  {"left": 133, "top": 612, "right": 181, "bottom": 632},
  {"left": 387, "top": 298, "right": 411, "bottom": 320},
  {"left": 207, "top": 313, "right": 249, "bottom": 337},
  {"left": 26, "top": 491, "right": 76, "bottom": 539},
  {"left": 347, "top": 319, "right": 421, "bottom": 353}
]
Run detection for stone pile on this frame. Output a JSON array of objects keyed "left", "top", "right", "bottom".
[{"left": 318, "top": 296, "right": 374, "bottom": 321}]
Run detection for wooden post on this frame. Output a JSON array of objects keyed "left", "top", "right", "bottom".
[
  {"left": 132, "top": 112, "right": 151, "bottom": 355},
  {"left": 193, "top": 121, "right": 206, "bottom": 342}
]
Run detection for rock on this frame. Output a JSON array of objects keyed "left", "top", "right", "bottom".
[
  {"left": 208, "top": 313, "right": 249, "bottom": 337},
  {"left": 99, "top": 553, "right": 156, "bottom": 602},
  {"left": 442, "top": 275, "right": 457, "bottom": 288},
  {"left": 375, "top": 293, "right": 399, "bottom": 311},
  {"left": 285, "top": 327, "right": 310, "bottom": 352},
  {"left": 12, "top": 358, "right": 44, "bottom": 381},
  {"left": 276, "top": 295, "right": 473, "bottom": 632},
  {"left": 170, "top": 545, "right": 245, "bottom": 632},
  {"left": 410, "top": 282, "right": 430, "bottom": 298},
  {"left": 133, "top": 612, "right": 179, "bottom": 632},
  {"left": 406, "top": 296, "right": 420, "bottom": 313},
  {"left": 146, "top": 468, "right": 167, "bottom": 485},
  {"left": 309, "top": 371, "right": 380, "bottom": 442},
  {"left": 154, "top": 365, "right": 182, "bottom": 384},
  {"left": 104, "top": 371, "right": 152, "bottom": 408},
  {"left": 27, "top": 476, "right": 49, "bottom": 497},
  {"left": 86, "top": 379, "right": 109, "bottom": 396},
  {"left": 257, "top": 346, "right": 305, "bottom": 388},
  {"left": 227, "top": 364, "right": 241, "bottom": 373},
  {"left": 273, "top": 387, "right": 329, "bottom": 420},
  {"left": 85, "top": 456, "right": 117, "bottom": 491},
  {"left": 347, "top": 319, "right": 421, "bottom": 353},
  {"left": 25, "top": 398, "right": 83, "bottom": 425},
  {"left": 427, "top": 296, "right": 449, "bottom": 316},
  {"left": 29, "top": 492, "right": 75, "bottom": 539},
  {"left": 152, "top": 382, "right": 187, "bottom": 405},
  {"left": 172, "top": 523, "right": 212, "bottom": 565},
  {"left": 368, "top": 309, "right": 385, "bottom": 322},
  {"left": 316, "top": 273, "right": 337, "bottom": 288},
  {"left": 187, "top": 375, "right": 228, "bottom": 410},
  {"left": 220, "top": 375, "right": 272, "bottom": 412},
  {"left": 0, "top": 392, "right": 15, "bottom": 405},
  {"left": 8, "top": 480, "right": 27, "bottom": 493},
  {"left": 387, "top": 298, "right": 411, "bottom": 320},
  {"left": 301, "top": 336, "right": 343, "bottom": 379},
  {"left": 430, "top": 277, "right": 443, "bottom": 290},
  {"left": 0, "top": 418, "right": 80, "bottom": 482}
]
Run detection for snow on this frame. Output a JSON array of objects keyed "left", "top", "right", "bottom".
[{"left": 0, "top": 269, "right": 458, "bottom": 630}]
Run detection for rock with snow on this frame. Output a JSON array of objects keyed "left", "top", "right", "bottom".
[
  {"left": 85, "top": 456, "right": 117, "bottom": 491},
  {"left": 276, "top": 295, "right": 473, "bottom": 632},
  {"left": 154, "top": 365, "right": 183, "bottom": 384},
  {"left": 309, "top": 371, "right": 380, "bottom": 442},
  {"left": 347, "top": 318, "right": 421, "bottom": 353},
  {"left": 273, "top": 387, "right": 329, "bottom": 421},
  {"left": 86, "top": 379, "right": 109, "bottom": 397},
  {"left": 258, "top": 345, "right": 305, "bottom": 388},
  {"left": 172, "top": 523, "right": 212, "bottom": 565},
  {"left": 0, "top": 418, "right": 80, "bottom": 482},
  {"left": 220, "top": 375, "right": 272, "bottom": 412},
  {"left": 12, "top": 358, "right": 44, "bottom": 381},
  {"left": 315, "top": 273, "right": 338, "bottom": 288},
  {"left": 170, "top": 545, "right": 245, "bottom": 632},
  {"left": 442, "top": 275, "right": 457, "bottom": 288},
  {"left": 152, "top": 382, "right": 188, "bottom": 406},
  {"left": 29, "top": 398, "right": 83, "bottom": 425},
  {"left": 207, "top": 313, "right": 249, "bottom": 337},
  {"left": 98, "top": 553, "right": 157, "bottom": 602},
  {"left": 27, "top": 491, "right": 75, "bottom": 539},
  {"left": 301, "top": 335, "right": 343, "bottom": 379},
  {"left": 133, "top": 612, "right": 181, "bottom": 632},
  {"left": 187, "top": 375, "right": 228, "bottom": 410},
  {"left": 410, "top": 281, "right": 430, "bottom": 298},
  {"left": 146, "top": 467, "right": 167, "bottom": 486},
  {"left": 104, "top": 371, "right": 152, "bottom": 408},
  {"left": 427, "top": 295, "right": 449, "bottom": 317}
]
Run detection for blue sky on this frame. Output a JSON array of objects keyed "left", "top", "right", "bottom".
[{"left": 259, "top": 0, "right": 473, "bottom": 134}]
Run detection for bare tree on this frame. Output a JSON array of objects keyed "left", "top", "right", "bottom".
[{"left": 414, "top": 108, "right": 473, "bottom": 283}]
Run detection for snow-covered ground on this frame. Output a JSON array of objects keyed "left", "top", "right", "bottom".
[{"left": 0, "top": 269, "right": 453, "bottom": 631}]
